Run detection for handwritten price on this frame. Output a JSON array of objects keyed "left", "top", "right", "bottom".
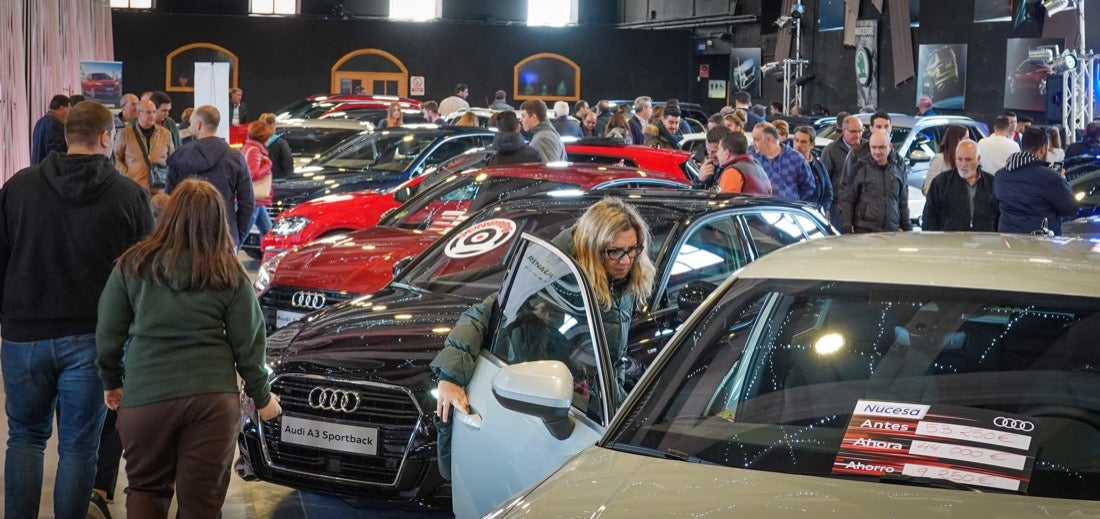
[{"left": 916, "top": 421, "right": 1032, "bottom": 450}]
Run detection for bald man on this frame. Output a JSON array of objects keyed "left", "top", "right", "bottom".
[
  {"left": 841, "top": 131, "right": 911, "bottom": 233},
  {"left": 922, "top": 140, "right": 998, "bottom": 231},
  {"left": 115, "top": 93, "right": 140, "bottom": 129},
  {"left": 114, "top": 99, "right": 175, "bottom": 193}
]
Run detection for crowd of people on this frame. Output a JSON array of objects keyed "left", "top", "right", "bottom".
[{"left": 4, "top": 82, "right": 1092, "bottom": 518}]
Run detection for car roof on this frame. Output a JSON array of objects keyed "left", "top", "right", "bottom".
[
  {"left": 485, "top": 188, "right": 820, "bottom": 219},
  {"left": 454, "top": 162, "right": 689, "bottom": 186},
  {"left": 565, "top": 141, "right": 693, "bottom": 160},
  {"left": 738, "top": 232, "right": 1100, "bottom": 298}
]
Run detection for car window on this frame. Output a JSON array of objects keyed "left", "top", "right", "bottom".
[
  {"left": 741, "top": 211, "right": 808, "bottom": 257},
  {"left": 421, "top": 138, "right": 480, "bottom": 169},
  {"left": 609, "top": 279, "right": 1100, "bottom": 500},
  {"left": 489, "top": 243, "right": 608, "bottom": 423},
  {"left": 791, "top": 211, "right": 830, "bottom": 239},
  {"left": 567, "top": 153, "right": 639, "bottom": 168},
  {"left": 319, "top": 132, "right": 437, "bottom": 172},
  {"left": 909, "top": 127, "right": 942, "bottom": 157},
  {"left": 664, "top": 215, "right": 749, "bottom": 305}
]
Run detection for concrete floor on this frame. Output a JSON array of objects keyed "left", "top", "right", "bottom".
[{"left": 0, "top": 252, "right": 453, "bottom": 518}]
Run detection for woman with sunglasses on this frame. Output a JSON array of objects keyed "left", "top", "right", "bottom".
[{"left": 428, "top": 197, "right": 655, "bottom": 476}]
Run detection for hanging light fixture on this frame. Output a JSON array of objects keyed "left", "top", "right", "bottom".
[{"left": 1051, "top": 52, "right": 1080, "bottom": 74}]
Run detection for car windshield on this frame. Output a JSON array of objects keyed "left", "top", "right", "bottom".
[
  {"left": 608, "top": 279, "right": 1100, "bottom": 501},
  {"left": 382, "top": 175, "right": 586, "bottom": 237},
  {"left": 816, "top": 123, "right": 908, "bottom": 150},
  {"left": 276, "top": 100, "right": 342, "bottom": 120},
  {"left": 279, "top": 127, "right": 363, "bottom": 160},
  {"left": 313, "top": 132, "right": 438, "bottom": 172},
  {"left": 396, "top": 203, "right": 675, "bottom": 300}
]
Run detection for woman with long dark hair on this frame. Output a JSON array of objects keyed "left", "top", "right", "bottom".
[
  {"left": 96, "top": 179, "right": 280, "bottom": 517},
  {"left": 922, "top": 124, "right": 969, "bottom": 194}
]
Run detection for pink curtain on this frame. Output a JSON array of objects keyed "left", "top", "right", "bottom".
[{"left": 1, "top": 0, "right": 113, "bottom": 182}]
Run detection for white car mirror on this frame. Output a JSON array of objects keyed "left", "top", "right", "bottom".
[{"left": 491, "top": 361, "right": 575, "bottom": 440}]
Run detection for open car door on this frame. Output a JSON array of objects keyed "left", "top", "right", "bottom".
[{"left": 450, "top": 233, "right": 616, "bottom": 518}]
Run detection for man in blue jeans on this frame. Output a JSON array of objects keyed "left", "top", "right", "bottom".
[{"left": 0, "top": 101, "right": 153, "bottom": 518}]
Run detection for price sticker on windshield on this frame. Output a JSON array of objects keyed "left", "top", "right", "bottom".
[{"left": 832, "top": 400, "right": 1039, "bottom": 493}]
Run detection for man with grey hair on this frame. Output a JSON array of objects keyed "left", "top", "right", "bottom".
[
  {"left": 628, "top": 96, "right": 652, "bottom": 146},
  {"left": 165, "top": 105, "right": 253, "bottom": 245},
  {"left": 922, "top": 139, "right": 998, "bottom": 231},
  {"left": 229, "top": 87, "right": 248, "bottom": 125},
  {"left": 520, "top": 99, "right": 566, "bottom": 162},
  {"left": 114, "top": 93, "right": 140, "bottom": 129},
  {"left": 551, "top": 100, "right": 583, "bottom": 139},
  {"left": 751, "top": 122, "right": 815, "bottom": 202}
]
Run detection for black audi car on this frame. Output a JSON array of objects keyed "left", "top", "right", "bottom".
[
  {"left": 235, "top": 190, "right": 834, "bottom": 509},
  {"left": 242, "top": 126, "right": 496, "bottom": 258}
]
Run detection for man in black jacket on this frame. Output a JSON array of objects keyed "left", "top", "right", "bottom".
[
  {"left": 842, "top": 131, "right": 912, "bottom": 233},
  {"left": 0, "top": 101, "right": 154, "bottom": 518},
  {"left": 488, "top": 111, "right": 541, "bottom": 165},
  {"left": 30, "top": 94, "right": 71, "bottom": 164},
  {"left": 166, "top": 105, "right": 253, "bottom": 246},
  {"left": 922, "top": 140, "right": 998, "bottom": 231}
]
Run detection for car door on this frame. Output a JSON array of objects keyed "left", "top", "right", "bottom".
[{"left": 450, "top": 233, "right": 612, "bottom": 519}]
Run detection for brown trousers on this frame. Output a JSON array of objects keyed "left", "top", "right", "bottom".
[{"left": 116, "top": 393, "right": 239, "bottom": 519}]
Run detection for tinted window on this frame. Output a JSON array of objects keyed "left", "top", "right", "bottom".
[
  {"left": 664, "top": 215, "right": 749, "bottom": 305},
  {"left": 741, "top": 211, "right": 808, "bottom": 257},
  {"left": 316, "top": 132, "right": 438, "bottom": 172},
  {"left": 279, "top": 127, "right": 363, "bottom": 159}
]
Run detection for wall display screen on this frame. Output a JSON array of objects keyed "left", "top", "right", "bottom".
[
  {"left": 916, "top": 44, "right": 967, "bottom": 109},
  {"left": 1004, "top": 38, "right": 1062, "bottom": 111}
]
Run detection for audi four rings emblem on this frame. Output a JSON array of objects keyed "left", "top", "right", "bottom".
[
  {"left": 308, "top": 387, "right": 361, "bottom": 413},
  {"left": 291, "top": 291, "right": 326, "bottom": 310},
  {"left": 993, "top": 417, "right": 1035, "bottom": 432}
]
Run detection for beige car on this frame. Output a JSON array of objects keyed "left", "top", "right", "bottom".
[{"left": 486, "top": 233, "right": 1100, "bottom": 517}]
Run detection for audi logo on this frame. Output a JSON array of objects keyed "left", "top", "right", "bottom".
[
  {"left": 993, "top": 417, "right": 1035, "bottom": 432},
  {"left": 291, "top": 291, "right": 327, "bottom": 310},
  {"left": 308, "top": 387, "right": 361, "bottom": 413}
]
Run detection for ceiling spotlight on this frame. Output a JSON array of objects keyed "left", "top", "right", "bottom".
[
  {"left": 1042, "top": 0, "right": 1075, "bottom": 16},
  {"left": 1051, "top": 52, "right": 1079, "bottom": 74},
  {"left": 760, "top": 62, "right": 780, "bottom": 75},
  {"left": 775, "top": 15, "right": 794, "bottom": 29},
  {"left": 1028, "top": 48, "right": 1054, "bottom": 63}
]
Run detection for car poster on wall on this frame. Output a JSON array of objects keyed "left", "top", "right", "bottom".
[
  {"left": 729, "top": 48, "right": 761, "bottom": 98},
  {"left": 916, "top": 44, "right": 967, "bottom": 110},
  {"left": 1004, "top": 38, "right": 1063, "bottom": 111},
  {"left": 79, "top": 61, "right": 122, "bottom": 108},
  {"left": 974, "top": 0, "right": 1012, "bottom": 23}
]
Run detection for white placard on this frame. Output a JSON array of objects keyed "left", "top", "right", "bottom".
[
  {"left": 411, "top": 76, "right": 425, "bottom": 96},
  {"left": 708, "top": 80, "right": 727, "bottom": 99},
  {"left": 909, "top": 440, "right": 1026, "bottom": 470},
  {"left": 902, "top": 463, "right": 1021, "bottom": 492},
  {"left": 276, "top": 309, "right": 306, "bottom": 329},
  {"left": 280, "top": 415, "right": 378, "bottom": 456},
  {"left": 194, "top": 62, "right": 231, "bottom": 142}
]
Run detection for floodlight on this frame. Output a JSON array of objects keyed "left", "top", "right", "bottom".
[
  {"left": 1028, "top": 48, "right": 1054, "bottom": 64},
  {"left": 760, "top": 62, "right": 780, "bottom": 75},
  {"left": 1051, "top": 52, "right": 1079, "bottom": 74},
  {"left": 790, "top": 2, "right": 805, "bottom": 19},
  {"left": 775, "top": 15, "right": 794, "bottom": 29},
  {"left": 1041, "top": 0, "right": 1075, "bottom": 16}
]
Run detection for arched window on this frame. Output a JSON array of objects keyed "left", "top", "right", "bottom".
[
  {"left": 331, "top": 49, "right": 409, "bottom": 96},
  {"left": 514, "top": 53, "right": 580, "bottom": 102},
  {"left": 165, "top": 43, "right": 239, "bottom": 92}
]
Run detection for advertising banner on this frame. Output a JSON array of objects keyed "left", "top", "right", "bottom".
[
  {"left": 855, "top": 20, "right": 878, "bottom": 110},
  {"left": 917, "top": 44, "right": 967, "bottom": 109},
  {"left": 79, "top": 61, "right": 122, "bottom": 108}
]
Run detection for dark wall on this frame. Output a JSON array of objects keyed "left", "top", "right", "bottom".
[
  {"left": 795, "top": 0, "right": 1099, "bottom": 126},
  {"left": 111, "top": 11, "right": 691, "bottom": 121}
]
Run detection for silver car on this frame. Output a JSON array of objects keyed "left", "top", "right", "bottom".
[{"left": 487, "top": 233, "right": 1100, "bottom": 517}]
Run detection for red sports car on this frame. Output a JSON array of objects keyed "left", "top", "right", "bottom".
[
  {"left": 259, "top": 142, "right": 699, "bottom": 261},
  {"left": 253, "top": 162, "right": 690, "bottom": 329}
]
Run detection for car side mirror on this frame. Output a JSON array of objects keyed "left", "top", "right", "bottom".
[
  {"left": 392, "top": 256, "right": 413, "bottom": 278},
  {"left": 491, "top": 361, "right": 575, "bottom": 440},
  {"left": 677, "top": 280, "right": 718, "bottom": 313},
  {"left": 393, "top": 187, "right": 413, "bottom": 203},
  {"left": 909, "top": 150, "right": 932, "bottom": 162}
]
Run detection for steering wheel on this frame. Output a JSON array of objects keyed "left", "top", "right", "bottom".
[{"left": 1023, "top": 405, "right": 1100, "bottom": 431}]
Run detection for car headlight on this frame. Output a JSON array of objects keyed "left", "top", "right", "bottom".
[
  {"left": 253, "top": 250, "right": 289, "bottom": 296},
  {"left": 270, "top": 215, "right": 311, "bottom": 236}
]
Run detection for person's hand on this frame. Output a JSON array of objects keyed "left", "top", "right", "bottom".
[
  {"left": 259, "top": 394, "right": 282, "bottom": 421},
  {"left": 436, "top": 380, "right": 468, "bottom": 423},
  {"left": 698, "top": 160, "right": 716, "bottom": 182},
  {"left": 103, "top": 388, "right": 123, "bottom": 411}
]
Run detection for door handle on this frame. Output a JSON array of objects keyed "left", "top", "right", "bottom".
[{"left": 456, "top": 409, "right": 482, "bottom": 430}]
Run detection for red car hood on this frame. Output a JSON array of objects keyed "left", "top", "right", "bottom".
[
  {"left": 280, "top": 189, "right": 395, "bottom": 222},
  {"left": 271, "top": 226, "right": 438, "bottom": 295}
]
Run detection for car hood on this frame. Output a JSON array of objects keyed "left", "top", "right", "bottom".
[
  {"left": 267, "top": 287, "right": 475, "bottom": 387},
  {"left": 498, "top": 448, "right": 1100, "bottom": 518},
  {"left": 272, "top": 226, "right": 438, "bottom": 295},
  {"left": 278, "top": 188, "right": 395, "bottom": 221}
]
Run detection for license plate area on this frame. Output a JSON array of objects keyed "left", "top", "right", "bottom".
[
  {"left": 279, "top": 415, "right": 378, "bottom": 456},
  {"left": 276, "top": 309, "right": 305, "bottom": 328}
]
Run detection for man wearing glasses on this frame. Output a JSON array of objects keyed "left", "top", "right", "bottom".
[
  {"left": 821, "top": 115, "right": 865, "bottom": 228},
  {"left": 114, "top": 100, "right": 175, "bottom": 194}
]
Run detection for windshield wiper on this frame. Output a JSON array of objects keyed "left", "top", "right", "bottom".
[
  {"left": 389, "top": 281, "right": 427, "bottom": 295},
  {"left": 605, "top": 442, "right": 712, "bottom": 465},
  {"left": 879, "top": 473, "right": 983, "bottom": 493}
]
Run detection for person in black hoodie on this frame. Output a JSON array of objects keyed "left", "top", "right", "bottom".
[
  {"left": 165, "top": 105, "right": 254, "bottom": 246},
  {"left": 489, "top": 111, "right": 542, "bottom": 165},
  {"left": 0, "top": 101, "right": 153, "bottom": 519}
]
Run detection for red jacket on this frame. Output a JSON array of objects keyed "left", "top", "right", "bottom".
[{"left": 241, "top": 138, "right": 272, "bottom": 206}]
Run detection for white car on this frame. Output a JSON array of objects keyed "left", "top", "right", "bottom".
[{"left": 486, "top": 233, "right": 1100, "bottom": 517}]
